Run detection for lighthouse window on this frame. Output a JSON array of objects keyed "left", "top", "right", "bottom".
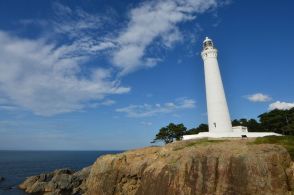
[{"left": 204, "top": 41, "right": 213, "bottom": 48}]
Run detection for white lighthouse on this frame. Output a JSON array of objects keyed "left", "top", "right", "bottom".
[
  {"left": 182, "top": 37, "right": 281, "bottom": 140},
  {"left": 201, "top": 37, "right": 232, "bottom": 133}
]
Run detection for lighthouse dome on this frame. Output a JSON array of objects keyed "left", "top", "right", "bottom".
[{"left": 203, "top": 37, "right": 213, "bottom": 49}]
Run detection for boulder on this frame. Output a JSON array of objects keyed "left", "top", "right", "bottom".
[{"left": 19, "top": 167, "right": 91, "bottom": 195}]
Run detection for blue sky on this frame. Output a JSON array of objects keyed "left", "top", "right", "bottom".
[{"left": 0, "top": 0, "right": 293, "bottom": 150}]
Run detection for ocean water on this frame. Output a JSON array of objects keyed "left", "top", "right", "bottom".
[{"left": 0, "top": 150, "right": 122, "bottom": 195}]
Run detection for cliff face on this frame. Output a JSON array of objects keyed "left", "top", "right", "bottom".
[
  {"left": 20, "top": 139, "right": 294, "bottom": 195},
  {"left": 86, "top": 140, "right": 294, "bottom": 195}
]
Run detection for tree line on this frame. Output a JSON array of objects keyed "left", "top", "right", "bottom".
[{"left": 152, "top": 108, "right": 294, "bottom": 144}]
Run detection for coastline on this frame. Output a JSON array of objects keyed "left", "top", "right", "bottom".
[{"left": 0, "top": 150, "right": 122, "bottom": 195}]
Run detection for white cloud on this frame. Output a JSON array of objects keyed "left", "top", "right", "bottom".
[
  {"left": 48, "top": 1, "right": 221, "bottom": 75},
  {"left": 101, "top": 99, "right": 116, "bottom": 106},
  {"left": 116, "top": 98, "right": 195, "bottom": 117},
  {"left": 50, "top": 3, "right": 118, "bottom": 55},
  {"left": 0, "top": 1, "right": 223, "bottom": 116},
  {"left": 0, "top": 31, "right": 129, "bottom": 116},
  {"left": 112, "top": 0, "right": 218, "bottom": 74},
  {"left": 52, "top": 2, "right": 102, "bottom": 39},
  {"left": 246, "top": 93, "right": 272, "bottom": 102},
  {"left": 88, "top": 99, "right": 116, "bottom": 108},
  {"left": 141, "top": 121, "right": 153, "bottom": 126},
  {"left": 18, "top": 1, "right": 221, "bottom": 74},
  {"left": 162, "top": 28, "right": 184, "bottom": 48},
  {"left": 269, "top": 101, "right": 294, "bottom": 110},
  {"left": 0, "top": 105, "right": 18, "bottom": 111}
]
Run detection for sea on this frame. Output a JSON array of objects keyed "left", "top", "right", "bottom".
[{"left": 0, "top": 150, "right": 122, "bottom": 195}]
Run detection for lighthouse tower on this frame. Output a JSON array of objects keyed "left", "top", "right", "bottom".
[
  {"left": 201, "top": 37, "right": 232, "bottom": 133},
  {"left": 182, "top": 37, "right": 282, "bottom": 140}
]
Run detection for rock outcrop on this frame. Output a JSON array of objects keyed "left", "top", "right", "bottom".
[
  {"left": 20, "top": 139, "right": 294, "bottom": 195},
  {"left": 19, "top": 167, "right": 91, "bottom": 195}
]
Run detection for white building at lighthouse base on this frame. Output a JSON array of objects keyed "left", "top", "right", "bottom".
[{"left": 183, "top": 126, "right": 282, "bottom": 140}]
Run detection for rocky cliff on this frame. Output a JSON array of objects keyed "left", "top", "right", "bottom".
[{"left": 20, "top": 139, "right": 294, "bottom": 195}]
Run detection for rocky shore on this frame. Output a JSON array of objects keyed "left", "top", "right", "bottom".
[
  {"left": 19, "top": 167, "right": 90, "bottom": 194},
  {"left": 19, "top": 139, "right": 294, "bottom": 195}
]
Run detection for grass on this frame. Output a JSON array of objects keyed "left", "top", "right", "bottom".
[
  {"left": 186, "top": 139, "right": 226, "bottom": 146},
  {"left": 173, "top": 138, "right": 226, "bottom": 151},
  {"left": 251, "top": 136, "right": 294, "bottom": 160}
]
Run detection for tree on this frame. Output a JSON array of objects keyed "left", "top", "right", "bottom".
[
  {"left": 152, "top": 123, "right": 187, "bottom": 144},
  {"left": 152, "top": 127, "right": 173, "bottom": 144},
  {"left": 285, "top": 108, "right": 294, "bottom": 135},
  {"left": 239, "top": 118, "right": 248, "bottom": 126},
  {"left": 258, "top": 108, "right": 294, "bottom": 135},
  {"left": 246, "top": 119, "right": 264, "bottom": 132},
  {"left": 152, "top": 108, "right": 294, "bottom": 144},
  {"left": 186, "top": 123, "right": 208, "bottom": 135},
  {"left": 169, "top": 123, "right": 187, "bottom": 141},
  {"left": 232, "top": 119, "right": 241, "bottom": 126},
  {"left": 231, "top": 118, "right": 265, "bottom": 132}
]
